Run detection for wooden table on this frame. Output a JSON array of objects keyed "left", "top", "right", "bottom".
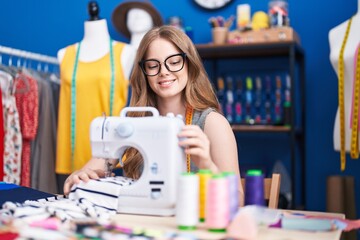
[{"left": 111, "top": 210, "right": 344, "bottom": 240}]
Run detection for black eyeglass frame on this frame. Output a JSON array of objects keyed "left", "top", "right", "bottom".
[{"left": 138, "top": 53, "right": 187, "bottom": 76}]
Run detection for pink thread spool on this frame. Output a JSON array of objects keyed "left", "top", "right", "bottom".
[{"left": 205, "top": 174, "right": 230, "bottom": 232}]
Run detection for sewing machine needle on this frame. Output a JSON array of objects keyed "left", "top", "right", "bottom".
[{"left": 104, "top": 158, "right": 113, "bottom": 178}]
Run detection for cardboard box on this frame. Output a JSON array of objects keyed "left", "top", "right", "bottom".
[{"left": 228, "top": 26, "right": 300, "bottom": 44}]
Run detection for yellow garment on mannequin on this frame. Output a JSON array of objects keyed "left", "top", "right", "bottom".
[{"left": 56, "top": 42, "right": 128, "bottom": 174}]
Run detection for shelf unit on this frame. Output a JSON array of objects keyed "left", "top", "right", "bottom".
[{"left": 196, "top": 41, "right": 306, "bottom": 209}]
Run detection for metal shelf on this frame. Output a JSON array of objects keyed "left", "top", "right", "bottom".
[
  {"left": 196, "top": 41, "right": 306, "bottom": 209},
  {"left": 196, "top": 41, "right": 304, "bottom": 60},
  {"left": 231, "top": 125, "right": 291, "bottom": 132}
]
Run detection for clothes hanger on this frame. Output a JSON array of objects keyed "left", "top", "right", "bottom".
[
  {"left": 35, "top": 59, "right": 61, "bottom": 84},
  {"left": 10, "top": 56, "right": 31, "bottom": 94},
  {"left": 0, "top": 54, "right": 16, "bottom": 96},
  {"left": 0, "top": 54, "right": 17, "bottom": 78},
  {"left": 0, "top": 65, "right": 14, "bottom": 96}
]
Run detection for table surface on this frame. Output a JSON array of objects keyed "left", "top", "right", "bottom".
[{"left": 111, "top": 210, "right": 344, "bottom": 240}]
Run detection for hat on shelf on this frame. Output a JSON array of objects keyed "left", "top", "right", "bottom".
[{"left": 112, "top": 0, "right": 163, "bottom": 39}]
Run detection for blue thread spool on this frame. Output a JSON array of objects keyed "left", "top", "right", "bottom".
[{"left": 245, "top": 169, "right": 265, "bottom": 206}]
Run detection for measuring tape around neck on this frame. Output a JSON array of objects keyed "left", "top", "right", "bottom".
[
  {"left": 185, "top": 106, "right": 194, "bottom": 172},
  {"left": 338, "top": 17, "right": 353, "bottom": 171},
  {"left": 70, "top": 39, "right": 115, "bottom": 170}
]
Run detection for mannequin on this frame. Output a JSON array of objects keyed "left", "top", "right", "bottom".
[
  {"left": 126, "top": 8, "right": 154, "bottom": 49},
  {"left": 57, "top": 2, "right": 135, "bottom": 78},
  {"left": 329, "top": 0, "right": 360, "bottom": 155},
  {"left": 56, "top": 1, "right": 136, "bottom": 178},
  {"left": 112, "top": 1, "right": 163, "bottom": 50}
]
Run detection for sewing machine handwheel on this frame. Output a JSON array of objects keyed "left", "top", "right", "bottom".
[
  {"left": 116, "top": 123, "right": 134, "bottom": 137},
  {"left": 120, "top": 107, "right": 159, "bottom": 117}
]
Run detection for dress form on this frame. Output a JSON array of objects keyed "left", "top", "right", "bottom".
[
  {"left": 55, "top": 2, "right": 135, "bottom": 175},
  {"left": 330, "top": 0, "right": 360, "bottom": 152},
  {"left": 126, "top": 8, "right": 154, "bottom": 49},
  {"left": 57, "top": 2, "right": 135, "bottom": 79}
]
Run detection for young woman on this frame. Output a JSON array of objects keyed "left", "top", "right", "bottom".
[{"left": 64, "top": 25, "right": 243, "bottom": 204}]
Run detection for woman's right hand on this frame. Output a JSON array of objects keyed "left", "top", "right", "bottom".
[{"left": 63, "top": 168, "right": 105, "bottom": 196}]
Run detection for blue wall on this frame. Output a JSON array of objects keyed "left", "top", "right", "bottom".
[{"left": 0, "top": 0, "right": 358, "bottom": 216}]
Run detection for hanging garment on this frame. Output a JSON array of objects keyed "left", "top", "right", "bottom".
[
  {"left": 0, "top": 83, "right": 4, "bottom": 181},
  {"left": 14, "top": 73, "right": 39, "bottom": 187},
  {"left": 31, "top": 79, "right": 56, "bottom": 192},
  {"left": 0, "top": 70, "right": 22, "bottom": 184},
  {"left": 56, "top": 42, "right": 129, "bottom": 174},
  {"left": 49, "top": 73, "right": 61, "bottom": 128},
  {"left": 29, "top": 70, "right": 58, "bottom": 194}
]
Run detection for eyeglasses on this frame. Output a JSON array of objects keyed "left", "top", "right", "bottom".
[{"left": 139, "top": 53, "right": 187, "bottom": 76}]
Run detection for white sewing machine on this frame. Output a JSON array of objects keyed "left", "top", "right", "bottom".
[{"left": 90, "top": 107, "right": 187, "bottom": 216}]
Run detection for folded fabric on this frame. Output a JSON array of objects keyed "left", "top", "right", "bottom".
[
  {"left": 0, "top": 176, "right": 136, "bottom": 225},
  {"left": 281, "top": 217, "right": 334, "bottom": 231},
  {"left": 0, "top": 184, "right": 55, "bottom": 206},
  {"left": 274, "top": 212, "right": 360, "bottom": 232},
  {"left": 0, "top": 195, "right": 116, "bottom": 223},
  {"left": 227, "top": 208, "right": 258, "bottom": 239},
  {"left": 68, "top": 176, "right": 136, "bottom": 212},
  {"left": 0, "top": 182, "right": 19, "bottom": 190},
  {"left": 306, "top": 215, "right": 360, "bottom": 232}
]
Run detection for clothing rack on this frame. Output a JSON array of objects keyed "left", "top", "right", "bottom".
[{"left": 0, "top": 45, "right": 58, "bottom": 65}]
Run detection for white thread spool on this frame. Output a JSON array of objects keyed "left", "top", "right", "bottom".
[{"left": 176, "top": 172, "right": 199, "bottom": 230}]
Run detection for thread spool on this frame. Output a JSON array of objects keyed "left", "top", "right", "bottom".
[
  {"left": 176, "top": 172, "right": 199, "bottom": 230},
  {"left": 222, "top": 171, "right": 239, "bottom": 220},
  {"left": 197, "top": 169, "right": 212, "bottom": 222},
  {"left": 205, "top": 174, "right": 230, "bottom": 232},
  {"left": 245, "top": 169, "right": 265, "bottom": 206}
]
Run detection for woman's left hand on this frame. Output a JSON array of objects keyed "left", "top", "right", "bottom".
[{"left": 178, "top": 125, "right": 213, "bottom": 169}]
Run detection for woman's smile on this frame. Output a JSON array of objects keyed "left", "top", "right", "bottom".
[{"left": 158, "top": 79, "right": 176, "bottom": 87}]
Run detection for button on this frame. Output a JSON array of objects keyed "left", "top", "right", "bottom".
[
  {"left": 151, "top": 191, "right": 161, "bottom": 199},
  {"left": 151, "top": 163, "right": 158, "bottom": 174},
  {"left": 116, "top": 123, "right": 134, "bottom": 137}
]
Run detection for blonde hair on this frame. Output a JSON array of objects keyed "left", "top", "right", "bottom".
[{"left": 123, "top": 25, "right": 220, "bottom": 178}]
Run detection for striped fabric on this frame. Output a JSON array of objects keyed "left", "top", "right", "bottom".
[
  {"left": 0, "top": 176, "right": 136, "bottom": 223},
  {"left": 68, "top": 176, "right": 136, "bottom": 212}
]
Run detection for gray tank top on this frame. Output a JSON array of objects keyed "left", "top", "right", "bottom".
[
  {"left": 190, "top": 108, "right": 215, "bottom": 172},
  {"left": 192, "top": 108, "right": 215, "bottom": 131}
]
